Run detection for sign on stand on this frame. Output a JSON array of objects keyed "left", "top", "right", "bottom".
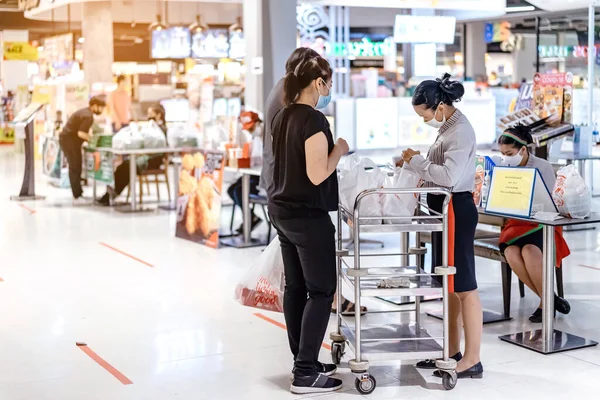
[
  {"left": 485, "top": 166, "right": 557, "bottom": 218},
  {"left": 175, "top": 150, "right": 225, "bottom": 248},
  {"left": 86, "top": 151, "right": 114, "bottom": 184}
]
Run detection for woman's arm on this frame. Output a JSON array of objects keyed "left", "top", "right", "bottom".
[
  {"left": 408, "top": 130, "right": 473, "bottom": 187},
  {"left": 305, "top": 133, "right": 348, "bottom": 186}
]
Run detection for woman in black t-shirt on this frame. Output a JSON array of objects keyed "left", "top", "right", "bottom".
[{"left": 268, "top": 56, "right": 348, "bottom": 395}]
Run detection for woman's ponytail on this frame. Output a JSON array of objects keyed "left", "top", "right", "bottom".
[{"left": 284, "top": 72, "right": 301, "bottom": 106}]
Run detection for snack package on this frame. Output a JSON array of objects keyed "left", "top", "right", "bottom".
[
  {"left": 552, "top": 164, "right": 591, "bottom": 219},
  {"left": 235, "top": 237, "right": 284, "bottom": 313}
]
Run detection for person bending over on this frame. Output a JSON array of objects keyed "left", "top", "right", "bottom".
[{"left": 59, "top": 95, "right": 106, "bottom": 205}]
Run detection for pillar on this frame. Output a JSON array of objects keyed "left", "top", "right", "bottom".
[
  {"left": 81, "top": 2, "right": 114, "bottom": 85},
  {"left": 244, "top": 0, "right": 297, "bottom": 113},
  {"left": 464, "top": 21, "right": 486, "bottom": 80}
]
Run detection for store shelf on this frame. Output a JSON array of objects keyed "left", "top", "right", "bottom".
[
  {"left": 341, "top": 266, "right": 444, "bottom": 297},
  {"left": 340, "top": 322, "right": 443, "bottom": 362}
]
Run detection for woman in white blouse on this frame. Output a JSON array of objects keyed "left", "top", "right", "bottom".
[{"left": 401, "top": 74, "right": 483, "bottom": 379}]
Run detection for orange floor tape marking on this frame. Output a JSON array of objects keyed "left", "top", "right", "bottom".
[
  {"left": 254, "top": 312, "right": 331, "bottom": 350},
  {"left": 99, "top": 242, "right": 154, "bottom": 267},
  {"left": 578, "top": 264, "right": 600, "bottom": 271},
  {"left": 77, "top": 344, "right": 133, "bottom": 385},
  {"left": 18, "top": 203, "right": 36, "bottom": 215}
]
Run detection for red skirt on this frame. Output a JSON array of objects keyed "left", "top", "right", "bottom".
[{"left": 499, "top": 219, "right": 570, "bottom": 266}]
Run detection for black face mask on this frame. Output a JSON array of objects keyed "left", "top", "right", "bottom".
[{"left": 93, "top": 109, "right": 103, "bottom": 116}]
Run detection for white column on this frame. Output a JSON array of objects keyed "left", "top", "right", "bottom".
[
  {"left": 244, "top": 0, "right": 297, "bottom": 112},
  {"left": 465, "top": 21, "right": 486, "bottom": 80},
  {"left": 81, "top": 2, "right": 114, "bottom": 85}
]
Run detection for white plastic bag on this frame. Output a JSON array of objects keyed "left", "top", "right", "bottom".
[
  {"left": 168, "top": 123, "right": 198, "bottom": 148},
  {"left": 381, "top": 167, "right": 420, "bottom": 224},
  {"left": 338, "top": 155, "right": 385, "bottom": 224},
  {"left": 552, "top": 164, "right": 591, "bottom": 219},
  {"left": 234, "top": 237, "right": 284, "bottom": 313},
  {"left": 141, "top": 120, "right": 167, "bottom": 149},
  {"left": 112, "top": 125, "right": 143, "bottom": 150},
  {"left": 251, "top": 136, "right": 263, "bottom": 167}
]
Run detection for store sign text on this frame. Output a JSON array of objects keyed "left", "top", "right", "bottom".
[
  {"left": 538, "top": 45, "right": 600, "bottom": 59},
  {"left": 325, "top": 38, "right": 394, "bottom": 58}
]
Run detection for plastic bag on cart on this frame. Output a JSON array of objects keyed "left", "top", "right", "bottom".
[
  {"left": 112, "top": 125, "right": 143, "bottom": 150},
  {"left": 141, "top": 120, "right": 167, "bottom": 149},
  {"left": 168, "top": 123, "right": 198, "bottom": 148},
  {"left": 381, "top": 167, "right": 420, "bottom": 224},
  {"left": 234, "top": 237, "right": 284, "bottom": 313},
  {"left": 552, "top": 164, "right": 591, "bottom": 219},
  {"left": 339, "top": 155, "right": 386, "bottom": 224}
]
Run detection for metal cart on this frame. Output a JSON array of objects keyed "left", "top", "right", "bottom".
[{"left": 329, "top": 187, "right": 457, "bottom": 394}]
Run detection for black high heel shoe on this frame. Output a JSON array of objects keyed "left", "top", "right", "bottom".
[{"left": 433, "top": 362, "right": 483, "bottom": 379}]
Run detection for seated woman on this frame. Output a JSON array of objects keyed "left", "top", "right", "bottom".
[
  {"left": 497, "top": 124, "right": 571, "bottom": 323},
  {"left": 99, "top": 104, "right": 168, "bottom": 205}
]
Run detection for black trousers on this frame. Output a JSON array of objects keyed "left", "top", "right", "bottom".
[
  {"left": 59, "top": 136, "right": 83, "bottom": 199},
  {"left": 227, "top": 176, "right": 260, "bottom": 211},
  {"left": 270, "top": 211, "right": 337, "bottom": 377},
  {"left": 112, "top": 155, "right": 164, "bottom": 195}
]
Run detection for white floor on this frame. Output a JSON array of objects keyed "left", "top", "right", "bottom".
[{"left": 2, "top": 147, "right": 600, "bottom": 400}]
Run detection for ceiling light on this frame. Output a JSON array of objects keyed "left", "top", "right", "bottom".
[
  {"left": 506, "top": 6, "right": 535, "bottom": 13},
  {"left": 229, "top": 16, "right": 243, "bottom": 34},
  {"left": 37, "top": 46, "right": 44, "bottom": 51},
  {"left": 189, "top": 15, "right": 209, "bottom": 34},
  {"left": 78, "top": 37, "right": 85, "bottom": 44},
  {"left": 148, "top": 15, "right": 167, "bottom": 31}
]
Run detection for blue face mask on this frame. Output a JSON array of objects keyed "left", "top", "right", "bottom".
[{"left": 315, "top": 79, "right": 332, "bottom": 110}]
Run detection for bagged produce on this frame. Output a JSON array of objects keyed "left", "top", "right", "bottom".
[
  {"left": 338, "top": 155, "right": 386, "bottom": 224},
  {"left": 112, "top": 125, "right": 143, "bottom": 150},
  {"left": 552, "top": 164, "right": 591, "bottom": 219},
  {"left": 141, "top": 120, "right": 167, "bottom": 149},
  {"left": 235, "top": 237, "right": 284, "bottom": 313},
  {"left": 168, "top": 123, "right": 198, "bottom": 148},
  {"left": 381, "top": 167, "right": 420, "bottom": 224}
]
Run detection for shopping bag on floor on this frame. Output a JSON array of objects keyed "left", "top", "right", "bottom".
[
  {"left": 552, "top": 164, "right": 591, "bottom": 219},
  {"left": 381, "top": 167, "right": 420, "bottom": 224},
  {"left": 235, "top": 237, "right": 284, "bottom": 313}
]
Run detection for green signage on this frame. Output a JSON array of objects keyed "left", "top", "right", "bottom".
[{"left": 326, "top": 38, "right": 394, "bottom": 58}]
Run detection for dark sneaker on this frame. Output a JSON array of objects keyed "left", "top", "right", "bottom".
[
  {"left": 290, "top": 373, "right": 342, "bottom": 395},
  {"left": 290, "top": 361, "right": 337, "bottom": 380}
]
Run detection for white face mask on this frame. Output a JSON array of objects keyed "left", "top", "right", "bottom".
[
  {"left": 501, "top": 148, "right": 525, "bottom": 167},
  {"left": 424, "top": 106, "right": 446, "bottom": 129}
]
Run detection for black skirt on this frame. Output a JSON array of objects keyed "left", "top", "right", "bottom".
[{"left": 427, "top": 192, "right": 478, "bottom": 293}]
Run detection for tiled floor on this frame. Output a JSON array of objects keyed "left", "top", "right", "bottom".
[{"left": 1, "top": 147, "right": 600, "bottom": 399}]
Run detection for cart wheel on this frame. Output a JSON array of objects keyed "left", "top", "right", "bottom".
[
  {"left": 441, "top": 371, "right": 457, "bottom": 390},
  {"left": 331, "top": 343, "right": 344, "bottom": 365},
  {"left": 355, "top": 375, "right": 376, "bottom": 395}
]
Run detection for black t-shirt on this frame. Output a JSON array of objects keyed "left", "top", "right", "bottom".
[
  {"left": 60, "top": 108, "right": 94, "bottom": 145},
  {"left": 268, "top": 104, "right": 339, "bottom": 217}
]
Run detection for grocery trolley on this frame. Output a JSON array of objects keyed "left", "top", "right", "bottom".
[{"left": 329, "top": 187, "right": 457, "bottom": 394}]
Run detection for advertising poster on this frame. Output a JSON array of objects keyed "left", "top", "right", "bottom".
[
  {"left": 355, "top": 98, "right": 398, "bottom": 149},
  {"left": 42, "top": 136, "right": 70, "bottom": 187},
  {"left": 515, "top": 82, "right": 533, "bottom": 111},
  {"left": 398, "top": 116, "right": 438, "bottom": 146},
  {"left": 532, "top": 72, "right": 573, "bottom": 123},
  {"left": 86, "top": 151, "right": 114, "bottom": 184},
  {"left": 176, "top": 151, "right": 225, "bottom": 248}
]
